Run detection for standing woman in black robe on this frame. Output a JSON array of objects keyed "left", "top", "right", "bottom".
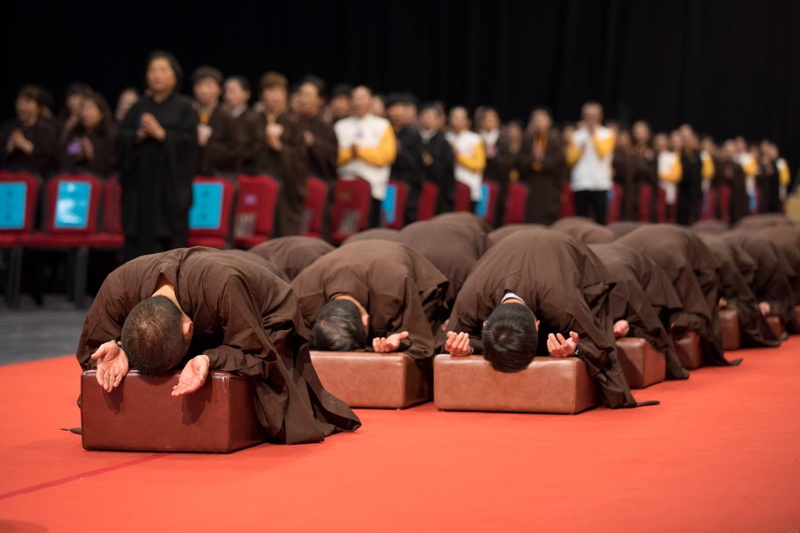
[{"left": 118, "top": 51, "right": 198, "bottom": 261}]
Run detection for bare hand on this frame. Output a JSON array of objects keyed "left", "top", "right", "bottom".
[
  {"left": 759, "top": 301, "right": 771, "bottom": 316},
  {"left": 613, "top": 320, "right": 630, "bottom": 338},
  {"left": 303, "top": 130, "right": 314, "bottom": 147},
  {"left": 91, "top": 341, "right": 129, "bottom": 392},
  {"left": 81, "top": 137, "right": 94, "bottom": 160},
  {"left": 547, "top": 331, "right": 579, "bottom": 358},
  {"left": 171, "top": 355, "right": 210, "bottom": 397},
  {"left": 372, "top": 331, "right": 409, "bottom": 352},
  {"left": 140, "top": 113, "right": 166, "bottom": 141},
  {"left": 445, "top": 331, "right": 472, "bottom": 357}
]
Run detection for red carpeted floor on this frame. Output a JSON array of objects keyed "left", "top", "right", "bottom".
[{"left": 1, "top": 340, "right": 799, "bottom": 533}]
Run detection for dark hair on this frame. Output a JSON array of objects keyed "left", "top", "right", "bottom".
[
  {"left": 313, "top": 299, "right": 367, "bottom": 351},
  {"left": 191, "top": 65, "right": 224, "bottom": 87},
  {"left": 330, "top": 83, "right": 353, "bottom": 98},
  {"left": 146, "top": 50, "right": 183, "bottom": 89},
  {"left": 121, "top": 296, "right": 188, "bottom": 376},
  {"left": 17, "top": 85, "right": 49, "bottom": 111},
  {"left": 481, "top": 304, "right": 538, "bottom": 373},
  {"left": 225, "top": 75, "right": 251, "bottom": 93},
  {"left": 80, "top": 92, "right": 116, "bottom": 135},
  {"left": 301, "top": 75, "right": 327, "bottom": 98},
  {"left": 259, "top": 71, "right": 288, "bottom": 93}
]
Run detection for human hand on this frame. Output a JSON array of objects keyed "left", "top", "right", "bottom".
[
  {"left": 141, "top": 113, "right": 166, "bottom": 141},
  {"left": 171, "top": 355, "right": 210, "bottom": 397},
  {"left": 197, "top": 124, "right": 212, "bottom": 146},
  {"left": 303, "top": 130, "right": 314, "bottom": 147},
  {"left": 759, "top": 301, "right": 771, "bottom": 316},
  {"left": 613, "top": 320, "right": 630, "bottom": 338},
  {"left": 81, "top": 137, "right": 94, "bottom": 160},
  {"left": 547, "top": 331, "right": 579, "bottom": 358},
  {"left": 372, "top": 331, "right": 409, "bottom": 352},
  {"left": 445, "top": 331, "right": 472, "bottom": 357},
  {"left": 91, "top": 341, "right": 129, "bottom": 392}
]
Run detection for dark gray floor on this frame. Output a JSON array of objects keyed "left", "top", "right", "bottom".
[{"left": 0, "top": 294, "right": 89, "bottom": 365}]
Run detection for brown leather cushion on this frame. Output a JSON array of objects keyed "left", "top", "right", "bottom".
[
  {"left": 310, "top": 351, "right": 431, "bottom": 409},
  {"left": 719, "top": 309, "right": 742, "bottom": 350},
  {"left": 674, "top": 331, "right": 703, "bottom": 369},
  {"left": 795, "top": 305, "right": 800, "bottom": 326},
  {"left": 81, "top": 370, "right": 266, "bottom": 453},
  {"left": 433, "top": 355, "right": 598, "bottom": 414},
  {"left": 766, "top": 316, "right": 785, "bottom": 339},
  {"left": 616, "top": 337, "right": 666, "bottom": 389}
]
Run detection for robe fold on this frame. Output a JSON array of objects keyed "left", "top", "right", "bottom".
[{"left": 249, "top": 236, "right": 334, "bottom": 280}]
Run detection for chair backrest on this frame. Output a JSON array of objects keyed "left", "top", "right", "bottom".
[
  {"left": 638, "top": 183, "right": 667, "bottom": 223},
  {"left": 0, "top": 169, "right": 42, "bottom": 235},
  {"left": 42, "top": 172, "right": 103, "bottom": 235},
  {"left": 474, "top": 180, "right": 498, "bottom": 224},
  {"left": 330, "top": 176, "right": 372, "bottom": 242},
  {"left": 454, "top": 182, "right": 472, "bottom": 212},
  {"left": 504, "top": 182, "right": 529, "bottom": 225},
  {"left": 301, "top": 176, "right": 328, "bottom": 236},
  {"left": 560, "top": 183, "right": 575, "bottom": 218},
  {"left": 716, "top": 185, "right": 731, "bottom": 222},
  {"left": 416, "top": 181, "right": 439, "bottom": 221},
  {"left": 100, "top": 175, "right": 122, "bottom": 234},
  {"left": 235, "top": 174, "right": 280, "bottom": 240},
  {"left": 607, "top": 183, "right": 623, "bottom": 224},
  {"left": 382, "top": 180, "right": 408, "bottom": 229},
  {"left": 188, "top": 175, "right": 238, "bottom": 241}
]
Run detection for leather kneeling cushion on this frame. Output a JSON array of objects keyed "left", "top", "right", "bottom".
[
  {"left": 616, "top": 337, "right": 666, "bottom": 389},
  {"left": 674, "top": 331, "right": 703, "bottom": 369},
  {"left": 433, "top": 355, "right": 598, "bottom": 414},
  {"left": 81, "top": 370, "right": 267, "bottom": 453},
  {"left": 766, "top": 316, "right": 785, "bottom": 339},
  {"left": 310, "top": 351, "right": 431, "bottom": 409},
  {"left": 719, "top": 309, "right": 742, "bottom": 350}
]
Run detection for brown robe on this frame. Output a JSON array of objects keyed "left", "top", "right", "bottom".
[
  {"left": 223, "top": 249, "right": 290, "bottom": 282},
  {"left": 249, "top": 236, "right": 334, "bottom": 281},
  {"left": 298, "top": 114, "right": 338, "bottom": 183},
  {"left": 550, "top": 217, "right": 616, "bottom": 244},
  {"left": 432, "top": 212, "right": 493, "bottom": 234},
  {"left": 197, "top": 106, "right": 243, "bottom": 175},
  {"left": 0, "top": 117, "right": 59, "bottom": 177},
  {"left": 760, "top": 225, "right": 800, "bottom": 320},
  {"left": 291, "top": 241, "right": 449, "bottom": 365},
  {"left": 252, "top": 111, "right": 308, "bottom": 237},
  {"left": 446, "top": 229, "right": 637, "bottom": 408},
  {"left": 697, "top": 233, "right": 780, "bottom": 347},
  {"left": 394, "top": 218, "right": 489, "bottom": 307},
  {"left": 617, "top": 225, "right": 731, "bottom": 366},
  {"left": 232, "top": 107, "right": 262, "bottom": 173},
  {"left": 714, "top": 160, "right": 749, "bottom": 225},
  {"left": 517, "top": 131, "right": 566, "bottom": 225},
  {"left": 487, "top": 223, "right": 548, "bottom": 248},
  {"left": 75, "top": 247, "right": 361, "bottom": 444},
  {"left": 589, "top": 243, "right": 687, "bottom": 379},
  {"left": 612, "top": 145, "right": 637, "bottom": 221},
  {"left": 341, "top": 228, "right": 400, "bottom": 246},
  {"left": 58, "top": 124, "right": 117, "bottom": 176},
  {"left": 608, "top": 220, "right": 648, "bottom": 239}
]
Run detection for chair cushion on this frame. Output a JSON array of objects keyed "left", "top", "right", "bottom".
[
  {"left": 616, "top": 337, "right": 666, "bottom": 389},
  {"left": 674, "top": 331, "right": 703, "bottom": 369},
  {"left": 433, "top": 355, "right": 598, "bottom": 414},
  {"left": 766, "top": 316, "right": 785, "bottom": 339},
  {"left": 719, "top": 309, "right": 742, "bottom": 351}
]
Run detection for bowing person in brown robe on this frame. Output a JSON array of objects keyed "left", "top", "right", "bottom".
[
  {"left": 76, "top": 247, "right": 360, "bottom": 445},
  {"left": 252, "top": 72, "right": 308, "bottom": 236},
  {"left": 517, "top": 108, "right": 567, "bottom": 225},
  {"left": 444, "top": 229, "right": 641, "bottom": 409},
  {"left": 249, "top": 236, "right": 334, "bottom": 281},
  {"left": 550, "top": 216, "right": 615, "bottom": 244},
  {"left": 191, "top": 66, "right": 243, "bottom": 175},
  {"left": 291, "top": 241, "right": 448, "bottom": 369},
  {"left": 617, "top": 225, "right": 734, "bottom": 367}
]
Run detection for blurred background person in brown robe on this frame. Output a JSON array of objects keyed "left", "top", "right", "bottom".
[
  {"left": 715, "top": 140, "right": 749, "bottom": 224},
  {"left": 322, "top": 84, "right": 352, "bottom": 124},
  {"left": 0, "top": 85, "right": 58, "bottom": 177},
  {"left": 631, "top": 120, "right": 658, "bottom": 222},
  {"left": 419, "top": 102, "right": 455, "bottom": 214},
  {"left": 387, "top": 93, "right": 424, "bottom": 224},
  {"left": 222, "top": 75, "right": 260, "bottom": 173},
  {"left": 295, "top": 76, "right": 338, "bottom": 185},
  {"left": 58, "top": 92, "right": 117, "bottom": 176},
  {"left": 191, "top": 66, "right": 242, "bottom": 175},
  {"left": 253, "top": 71, "right": 308, "bottom": 236},
  {"left": 75, "top": 247, "right": 360, "bottom": 445},
  {"left": 517, "top": 107, "right": 566, "bottom": 225},
  {"left": 56, "top": 83, "right": 92, "bottom": 146},
  {"left": 117, "top": 51, "right": 198, "bottom": 260}
]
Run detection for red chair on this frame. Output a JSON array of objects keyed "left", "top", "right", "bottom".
[
  {"left": 329, "top": 176, "right": 373, "bottom": 244},
  {"left": 504, "top": 182, "right": 529, "bottom": 225},
  {"left": 416, "top": 182, "right": 439, "bottom": 221},
  {"left": 301, "top": 176, "right": 328, "bottom": 239},
  {"left": 85, "top": 175, "right": 124, "bottom": 250},
  {"left": 716, "top": 185, "right": 731, "bottom": 222},
  {"left": 15, "top": 172, "right": 104, "bottom": 308},
  {"left": 234, "top": 174, "right": 279, "bottom": 248},
  {"left": 638, "top": 184, "right": 667, "bottom": 223},
  {"left": 560, "top": 183, "right": 575, "bottom": 218},
  {"left": 382, "top": 180, "right": 408, "bottom": 230},
  {"left": 187, "top": 175, "right": 238, "bottom": 249},
  {"left": 454, "top": 182, "right": 472, "bottom": 212},
  {"left": 607, "top": 184, "right": 623, "bottom": 224},
  {"left": 0, "top": 169, "right": 42, "bottom": 307},
  {"left": 475, "top": 180, "right": 498, "bottom": 225}
]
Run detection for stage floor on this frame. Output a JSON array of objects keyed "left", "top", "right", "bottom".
[{"left": 1, "top": 340, "right": 799, "bottom": 532}]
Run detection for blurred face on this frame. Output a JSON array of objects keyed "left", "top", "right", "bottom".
[
  {"left": 669, "top": 132, "right": 683, "bottom": 151},
  {"left": 351, "top": 88, "right": 371, "bottom": 117},
  {"left": 506, "top": 123, "right": 523, "bottom": 145},
  {"left": 15, "top": 96, "right": 39, "bottom": 123},
  {"left": 67, "top": 93, "right": 85, "bottom": 115},
  {"left": 701, "top": 138, "right": 716, "bottom": 154},
  {"left": 329, "top": 94, "right": 351, "bottom": 118},
  {"left": 297, "top": 82, "right": 322, "bottom": 116},
  {"left": 531, "top": 111, "right": 552, "bottom": 133},
  {"left": 370, "top": 95, "right": 385, "bottom": 117},
  {"left": 387, "top": 103, "right": 404, "bottom": 125},
  {"left": 146, "top": 57, "right": 178, "bottom": 95},
  {"left": 80, "top": 99, "right": 102, "bottom": 129},
  {"left": 481, "top": 110, "right": 500, "bottom": 131},
  {"left": 449, "top": 108, "right": 468, "bottom": 132},
  {"left": 653, "top": 133, "right": 668, "bottom": 152},
  {"left": 582, "top": 104, "right": 602, "bottom": 127},
  {"left": 262, "top": 86, "right": 287, "bottom": 113},
  {"left": 618, "top": 131, "right": 632, "bottom": 149},
  {"left": 419, "top": 108, "right": 441, "bottom": 131},
  {"left": 193, "top": 78, "right": 221, "bottom": 108},
  {"left": 632, "top": 121, "right": 651, "bottom": 144},
  {"left": 223, "top": 79, "right": 250, "bottom": 109}
]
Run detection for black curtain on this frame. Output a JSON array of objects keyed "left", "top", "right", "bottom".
[{"left": 3, "top": 0, "right": 799, "bottom": 175}]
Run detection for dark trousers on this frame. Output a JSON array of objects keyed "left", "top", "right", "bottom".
[{"left": 574, "top": 190, "right": 608, "bottom": 225}]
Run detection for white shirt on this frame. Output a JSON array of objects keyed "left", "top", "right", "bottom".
[
  {"left": 570, "top": 126, "right": 614, "bottom": 191},
  {"left": 446, "top": 130, "right": 484, "bottom": 201},
  {"left": 335, "top": 113, "right": 394, "bottom": 200}
]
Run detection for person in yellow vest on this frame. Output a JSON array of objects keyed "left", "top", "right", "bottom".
[
  {"left": 335, "top": 85, "right": 397, "bottom": 227},
  {"left": 655, "top": 132, "right": 682, "bottom": 222},
  {"left": 566, "top": 102, "right": 615, "bottom": 224},
  {"left": 446, "top": 106, "right": 486, "bottom": 211}
]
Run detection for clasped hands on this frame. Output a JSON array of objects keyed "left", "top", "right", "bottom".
[
  {"left": 136, "top": 113, "right": 166, "bottom": 142},
  {"left": 91, "top": 341, "right": 209, "bottom": 397}
]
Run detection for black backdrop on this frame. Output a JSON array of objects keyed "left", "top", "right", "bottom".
[{"left": 3, "top": 0, "right": 799, "bottom": 174}]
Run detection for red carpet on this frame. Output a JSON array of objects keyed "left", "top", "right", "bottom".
[{"left": 1, "top": 340, "right": 799, "bottom": 532}]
